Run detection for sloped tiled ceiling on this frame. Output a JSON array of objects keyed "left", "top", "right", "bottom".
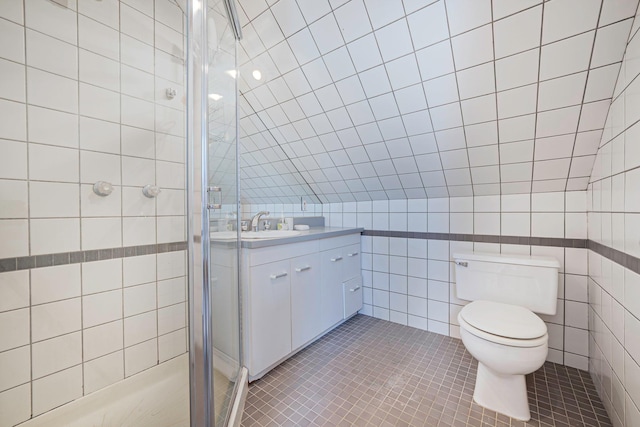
[{"left": 234, "top": 0, "right": 639, "bottom": 203}]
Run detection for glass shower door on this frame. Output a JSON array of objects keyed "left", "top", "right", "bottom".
[{"left": 206, "top": 0, "right": 241, "bottom": 425}]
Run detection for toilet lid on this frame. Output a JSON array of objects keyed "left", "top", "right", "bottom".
[{"left": 459, "top": 300, "right": 547, "bottom": 340}]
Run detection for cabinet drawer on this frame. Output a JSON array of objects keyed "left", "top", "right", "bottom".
[{"left": 343, "top": 277, "right": 362, "bottom": 319}]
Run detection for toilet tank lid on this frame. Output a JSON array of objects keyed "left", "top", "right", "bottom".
[
  {"left": 452, "top": 251, "right": 560, "bottom": 268},
  {"left": 460, "top": 300, "right": 547, "bottom": 340}
]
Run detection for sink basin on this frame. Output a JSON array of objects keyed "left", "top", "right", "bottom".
[{"left": 241, "top": 230, "right": 301, "bottom": 239}]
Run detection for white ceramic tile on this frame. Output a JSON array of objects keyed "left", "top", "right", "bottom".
[
  {"left": 26, "top": 29, "right": 77, "bottom": 79},
  {"left": 531, "top": 212, "right": 564, "bottom": 237},
  {"left": 0, "top": 179, "right": 27, "bottom": 220},
  {"left": 79, "top": 83, "right": 120, "bottom": 123},
  {"left": 124, "top": 311, "right": 157, "bottom": 347},
  {"left": 415, "top": 40, "right": 454, "bottom": 81},
  {"left": 78, "top": 0, "right": 119, "bottom": 29},
  {"left": 495, "top": 49, "right": 539, "bottom": 92},
  {"left": 456, "top": 62, "right": 494, "bottom": 100},
  {"left": 0, "top": 383, "right": 30, "bottom": 426},
  {"left": 0, "top": 1, "right": 23, "bottom": 24},
  {"left": 538, "top": 72, "right": 587, "bottom": 111},
  {"left": 31, "top": 264, "right": 81, "bottom": 306},
  {"left": 28, "top": 182, "right": 76, "bottom": 220},
  {"left": 542, "top": 0, "right": 600, "bottom": 44},
  {"left": 124, "top": 282, "right": 156, "bottom": 317},
  {"left": 0, "top": 345, "right": 29, "bottom": 393},
  {"left": 30, "top": 218, "right": 80, "bottom": 255},
  {"left": 497, "top": 84, "right": 538, "bottom": 119},
  {"left": 122, "top": 95, "right": 155, "bottom": 130},
  {"left": 0, "top": 219, "right": 28, "bottom": 258},
  {"left": 83, "top": 320, "right": 123, "bottom": 362},
  {"left": 31, "top": 298, "right": 81, "bottom": 343},
  {"left": 121, "top": 65, "right": 155, "bottom": 102},
  {"left": 363, "top": 0, "right": 404, "bottom": 30},
  {"left": 78, "top": 15, "right": 119, "bottom": 60},
  {"left": 333, "top": 0, "right": 371, "bottom": 43},
  {"left": 82, "top": 259, "right": 122, "bottom": 295},
  {"left": 32, "top": 365, "right": 82, "bottom": 416},
  {"left": 0, "top": 101, "right": 26, "bottom": 145},
  {"left": 501, "top": 212, "right": 530, "bottom": 236},
  {"left": 84, "top": 351, "right": 124, "bottom": 394},
  {"left": 121, "top": 156, "right": 155, "bottom": 187},
  {"left": 0, "top": 308, "right": 29, "bottom": 353},
  {"left": 271, "top": 0, "right": 305, "bottom": 37},
  {"left": 32, "top": 332, "right": 82, "bottom": 380},
  {"left": 121, "top": 34, "right": 154, "bottom": 73},
  {"left": 121, "top": 3, "right": 154, "bottom": 45},
  {"left": 539, "top": 31, "right": 595, "bottom": 80},
  {"left": 495, "top": 6, "right": 542, "bottom": 61},
  {"left": 124, "top": 338, "right": 157, "bottom": 376},
  {"left": 159, "top": 328, "right": 186, "bottom": 362},
  {"left": 82, "top": 290, "right": 122, "bottom": 329},
  {"left": 24, "top": 0, "right": 77, "bottom": 45},
  {"left": 157, "top": 251, "right": 185, "bottom": 280},
  {"left": 156, "top": 161, "right": 185, "bottom": 189},
  {"left": 79, "top": 117, "right": 120, "bottom": 154},
  {"left": 0, "top": 58, "right": 25, "bottom": 103},
  {"left": 0, "top": 271, "right": 29, "bottom": 313},
  {"left": 157, "top": 277, "right": 185, "bottom": 308},
  {"left": 27, "top": 68, "right": 78, "bottom": 114},
  {"left": 445, "top": 0, "right": 491, "bottom": 34},
  {"left": 451, "top": 24, "right": 493, "bottom": 71},
  {"left": 375, "top": 19, "right": 413, "bottom": 63},
  {"left": 406, "top": 1, "right": 448, "bottom": 49}
]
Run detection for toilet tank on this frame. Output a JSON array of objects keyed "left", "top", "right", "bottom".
[{"left": 452, "top": 252, "right": 560, "bottom": 315}]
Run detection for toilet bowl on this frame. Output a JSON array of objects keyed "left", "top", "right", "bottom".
[{"left": 458, "top": 300, "right": 548, "bottom": 421}]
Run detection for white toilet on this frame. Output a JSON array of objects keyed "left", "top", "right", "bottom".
[{"left": 452, "top": 251, "right": 560, "bottom": 421}]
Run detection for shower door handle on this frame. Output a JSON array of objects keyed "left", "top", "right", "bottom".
[{"left": 207, "top": 186, "right": 222, "bottom": 210}]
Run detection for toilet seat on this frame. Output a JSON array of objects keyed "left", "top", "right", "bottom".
[{"left": 458, "top": 300, "right": 548, "bottom": 348}]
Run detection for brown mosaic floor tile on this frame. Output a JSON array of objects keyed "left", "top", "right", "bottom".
[{"left": 242, "top": 315, "right": 611, "bottom": 427}]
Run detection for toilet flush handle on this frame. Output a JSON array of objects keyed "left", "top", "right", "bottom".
[{"left": 455, "top": 261, "right": 468, "bottom": 267}]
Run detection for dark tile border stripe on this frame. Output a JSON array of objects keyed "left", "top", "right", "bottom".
[
  {"left": 362, "top": 230, "right": 587, "bottom": 248},
  {"left": 0, "top": 241, "right": 188, "bottom": 273},
  {"left": 361, "top": 230, "right": 639, "bottom": 275}
]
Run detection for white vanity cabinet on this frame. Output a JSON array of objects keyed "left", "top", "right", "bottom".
[{"left": 243, "top": 231, "right": 362, "bottom": 380}]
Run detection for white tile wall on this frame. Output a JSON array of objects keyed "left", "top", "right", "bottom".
[
  {"left": 0, "top": 1, "right": 188, "bottom": 425},
  {"left": 326, "top": 191, "right": 589, "bottom": 368},
  {"left": 237, "top": 0, "right": 637, "bottom": 204},
  {"left": 588, "top": 11, "right": 640, "bottom": 426}
]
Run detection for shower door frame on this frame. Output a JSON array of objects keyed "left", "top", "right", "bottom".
[{"left": 186, "top": 0, "right": 244, "bottom": 426}]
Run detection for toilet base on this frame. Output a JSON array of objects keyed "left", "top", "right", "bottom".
[{"left": 473, "top": 362, "right": 531, "bottom": 421}]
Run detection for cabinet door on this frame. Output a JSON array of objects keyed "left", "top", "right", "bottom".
[
  {"left": 343, "top": 243, "right": 361, "bottom": 281},
  {"left": 249, "top": 260, "right": 292, "bottom": 375},
  {"left": 320, "top": 249, "right": 344, "bottom": 330},
  {"left": 290, "top": 253, "right": 322, "bottom": 350}
]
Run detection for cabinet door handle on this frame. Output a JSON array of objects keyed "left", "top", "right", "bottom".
[
  {"left": 330, "top": 256, "right": 343, "bottom": 262},
  {"left": 347, "top": 252, "right": 359, "bottom": 257},
  {"left": 295, "top": 266, "right": 311, "bottom": 272},
  {"left": 269, "top": 272, "right": 288, "bottom": 279},
  {"left": 349, "top": 286, "right": 360, "bottom": 292}
]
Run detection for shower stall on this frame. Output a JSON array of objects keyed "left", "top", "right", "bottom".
[{"left": 0, "top": 0, "right": 245, "bottom": 426}]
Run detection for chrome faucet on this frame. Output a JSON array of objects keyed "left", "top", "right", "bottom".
[{"left": 251, "top": 211, "right": 270, "bottom": 232}]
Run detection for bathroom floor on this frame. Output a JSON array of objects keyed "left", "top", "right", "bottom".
[{"left": 241, "top": 315, "right": 610, "bottom": 427}]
